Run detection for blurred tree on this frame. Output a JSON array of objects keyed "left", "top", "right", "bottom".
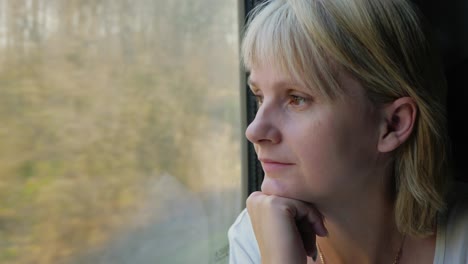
[{"left": 0, "top": 0, "right": 240, "bottom": 263}]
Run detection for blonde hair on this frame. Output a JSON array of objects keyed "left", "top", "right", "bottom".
[{"left": 243, "top": 0, "right": 451, "bottom": 237}]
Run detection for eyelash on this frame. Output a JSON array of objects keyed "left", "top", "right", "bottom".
[
  {"left": 254, "top": 94, "right": 263, "bottom": 106},
  {"left": 253, "top": 94, "right": 309, "bottom": 107},
  {"left": 288, "top": 95, "right": 308, "bottom": 106}
]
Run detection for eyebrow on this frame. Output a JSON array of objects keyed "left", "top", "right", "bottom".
[{"left": 247, "top": 76, "right": 303, "bottom": 90}]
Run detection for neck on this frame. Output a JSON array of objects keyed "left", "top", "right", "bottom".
[{"left": 315, "top": 177, "right": 404, "bottom": 263}]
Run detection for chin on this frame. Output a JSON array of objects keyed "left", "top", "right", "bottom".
[
  {"left": 261, "top": 177, "right": 323, "bottom": 203},
  {"left": 260, "top": 178, "right": 301, "bottom": 199},
  {"left": 261, "top": 177, "right": 286, "bottom": 195}
]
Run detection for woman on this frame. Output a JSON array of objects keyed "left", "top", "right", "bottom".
[{"left": 228, "top": 0, "right": 468, "bottom": 263}]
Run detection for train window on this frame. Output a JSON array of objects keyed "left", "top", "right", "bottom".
[{"left": 0, "top": 1, "right": 243, "bottom": 263}]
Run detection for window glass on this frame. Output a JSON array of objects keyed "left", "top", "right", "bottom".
[{"left": 0, "top": 0, "right": 242, "bottom": 263}]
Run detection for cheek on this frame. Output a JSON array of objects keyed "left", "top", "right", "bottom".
[
  {"left": 292, "top": 120, "right": 343, "bottom": 176},
  {"left": 293, "top": 117, "right": 377, "bottom": 186}
]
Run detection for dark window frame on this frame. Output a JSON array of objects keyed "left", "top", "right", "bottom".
[{"left": 242, "top": 0, "right": 267, "bottom": 197}]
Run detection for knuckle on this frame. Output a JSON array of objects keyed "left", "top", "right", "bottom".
[
  {"left": 246, "top": 191, "right": 263, "bottom": 208},
  {"left": 265, "top": 195, "right": 290, "bottom": 211},
  {"left": 264, "top": 195, "right": 279, "bottom": 206}
]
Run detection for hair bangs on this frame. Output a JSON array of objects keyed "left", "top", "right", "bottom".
[{"left": 242, "top": 0, "right": 341, "bottom": 99}]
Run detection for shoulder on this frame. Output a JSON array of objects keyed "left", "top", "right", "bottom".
[
  {"left": 435, "top": 181, "right": 468, "bottom": 264},
  {"left": 228, "top": 208, "right": 260, "bottom": 264}
]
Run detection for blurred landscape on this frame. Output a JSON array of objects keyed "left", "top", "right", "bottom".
[{"left": 0, "top": 0, "right": 242, "bottom": 263}]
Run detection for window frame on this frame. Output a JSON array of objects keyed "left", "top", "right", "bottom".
[{"left": 242, "top": 0, "right": 267, "bottom": 199}]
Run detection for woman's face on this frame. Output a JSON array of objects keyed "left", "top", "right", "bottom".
[{"left": 246, "top": 65, "right": 384, "bottom": 204}]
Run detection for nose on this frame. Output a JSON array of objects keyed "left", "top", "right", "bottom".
[{"left": 245, "top": 105, "right": 281, "bottom": 145}]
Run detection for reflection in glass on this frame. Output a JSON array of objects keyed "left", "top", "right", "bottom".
[{"left": 0, "top": 0, "right": 241, "bottom": 263}]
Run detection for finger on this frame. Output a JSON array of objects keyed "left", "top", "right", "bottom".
[
  {"left": 246, "top": 191, "right": 264, "bottom": 215},
  {"left": 288, "top": 200, "right": 328, "bottom": 237},
  {"left": 297, "top": 219, "right": 317, "bottom": 258},
  {"left": 247, "top": 192, "right": 328, "bottom": 236}
]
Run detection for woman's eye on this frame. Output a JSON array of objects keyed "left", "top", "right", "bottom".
[{"left": 289, "top": 95, "right": 308, "bottom": 106}]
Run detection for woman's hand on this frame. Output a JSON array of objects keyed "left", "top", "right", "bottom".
[{"left": 246, "top": 191, "right": 328, "bottom": 264}]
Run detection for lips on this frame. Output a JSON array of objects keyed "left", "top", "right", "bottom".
[{"left": 259, "top": 158, "right": 295, "bottom": 173}]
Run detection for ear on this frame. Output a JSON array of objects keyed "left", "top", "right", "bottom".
[{"left": 378, "top": 97, "right": 417, "bottom": 153}]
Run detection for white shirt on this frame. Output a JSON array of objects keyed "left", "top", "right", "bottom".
[
  {"left": 228, "top": 188, "right": 468, "bottom": 264},
  {"left": 434, "top": 186, "right": 468, "bottom": 264}
]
